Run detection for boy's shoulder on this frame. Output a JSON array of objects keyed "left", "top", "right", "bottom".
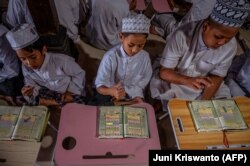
[
  {"left": 104, "top": 45, "right": 149, "bottom": 58},
  {"left": 47, "top": 52, "right": 75, "bottom": 62},
  {"left": 170, "top": 20, "right": 202, "bottom": 40},
  {"left": 103, "top": 45, "right": 121, "bottom": 57}
]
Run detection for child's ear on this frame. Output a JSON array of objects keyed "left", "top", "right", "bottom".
[
  {"left": 119, "top": 33, "right": 124, "bottom": 41},
  {"left": 203, "top": 21, "right": 209, "bottom": 33},
  {"left": 42, "top": 45, "right": 47, "bottom": 54}
]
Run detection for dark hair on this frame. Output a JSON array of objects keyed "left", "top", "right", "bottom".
[
  {"left": 22, "top": 38, "right": 44, "bottom": 53},
  {"left": 121, "top": 32, "right": 149, "bottom": 38}
]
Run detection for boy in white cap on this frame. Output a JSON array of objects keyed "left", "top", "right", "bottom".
[
  {"left": 93, "top": 13, "right": 152, "bottom": 105},
  {"left": 6, "top": 23, "right": 86, "bottom": 106},
  {"left": 150, "top": 0, "right": 250, "bottom": 103},
  {"left": 0, "top": 24, "right": 23, "bottom": 105}
]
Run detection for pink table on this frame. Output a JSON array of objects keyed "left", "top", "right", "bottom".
[{"left": 54, "top": 103, "right": 161, "bottom": 166}]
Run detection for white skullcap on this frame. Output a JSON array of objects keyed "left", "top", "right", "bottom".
[
  {"left": 210, "top": 0, "right": 250, "bottom": 28},
  {"left": 6, "top": 23, "right": 39, "bottom": 50},
  {"left": 122, "top": 13, "right": 150, "bottom": 34}
]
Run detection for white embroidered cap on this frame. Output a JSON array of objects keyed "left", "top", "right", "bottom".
[
  {"left": 210, "top": 0, "right": 250, "bottom": 27},
  {"left": 6, "top": 23, "right": 39, "bottom": 50},
  {"left": 0, "top": 24, "right": 8, "bottom": 37},
  {"left": 122, "top": 13, "right": 150, "bottom": 34}
]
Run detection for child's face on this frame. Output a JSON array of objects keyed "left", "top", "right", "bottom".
[
  {"left": 16, "top": 46, "right": 46, "bottom": 70},
  {"left": 202, "top": 21, "right": 239, "bottom": 49},
  {"left": 120, "top": 33, "right": 147, "bottom": 56}
]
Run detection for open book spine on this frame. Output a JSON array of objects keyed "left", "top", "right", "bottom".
[{"left": 11, "top": 106, "right": 48, "bottom": 141}]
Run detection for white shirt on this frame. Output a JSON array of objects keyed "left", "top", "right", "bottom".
[
  {"left": 85, "top": 0, "right": 130, "bottom": 50},
  {"left": 151, "top": 20, "right": 236, "bottom": 100},
  {"left": 22, "top": 52, "right": 86, "bottom": 102},
  {"left": 6, "top": 0, "right": 34, "bottom": 28},
  {"left": 180, "top": 0, "right": 216, "bottom": 25},
  {"left": 54, "top": 0, "right": 82, "bottom": 42},
  {"left": 226, "top": 50, "right": 250, "bottom": 96},
  {"left": 95, "top": 45, "right": 152, "bottom": 98},
  {"left": 152, "top": 0, "right": 216, "bottom": 37},
  {"left": 0, "top": 36, "right": 20, "bottom": 83}
]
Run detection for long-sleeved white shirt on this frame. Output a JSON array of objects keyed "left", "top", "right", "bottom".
[
  {"left": 22, "top": 52, "right": 86, "bottom": 103},
  {"left": 0, "top": 26, "right": 20, "bottom": 83},
  {"left": 85, "top": 0, "right": 130, "bottom": 50},
  {"left": 6, "top": 0, "right": 34, "bottom": 28},
  {"left": 95, "top": 44, "right": 152, "bottom": 98}
]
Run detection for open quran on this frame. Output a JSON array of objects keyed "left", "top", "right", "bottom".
[
  {"left": 97, "top": 106, "right": 149, "bottom": 138},
  {"left": 0, "top": 105, "right": 50, "bottom": 141},
  {"left": 188, "top": 99, "right": 248, "bottom": 132}
]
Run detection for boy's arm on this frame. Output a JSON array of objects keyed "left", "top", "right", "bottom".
[
  {"left": 201, "top": 75, "right": 224, "bottom": 100},
  {"left": 0, "top": 64, "right": 19, "bottom": 82},
  {"left": 39, "top": 98, "right": 59, "bottom": 106},
  {"left": 62, "top": 59, "right": 86, "bottom": 93},
  {"left": 97, "top": 82, "right": 126, "bottom": 100},
  {"left": 160, "top": 67, "right": 212, "bottom": 90}
]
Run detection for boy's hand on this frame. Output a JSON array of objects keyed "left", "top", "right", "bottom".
[
  {"left": 61, "top": 91, "right": 73, "bottom": 103},
  {"left": 21, "top": 86, "right": 34, "bottom": 96},
  {"left": 134, "top": 97, "right": 144, "bottom": 103},
  {"left": 111, "top": 81, "right": 126, "bottom": 100},
  {"left": 186, "top": 76, "right": 213, "bottom": 90}
]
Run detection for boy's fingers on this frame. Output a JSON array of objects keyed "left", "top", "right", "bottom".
[
  {"left": 198, "top": 78, "right": 212, "bottom": 87},
  {"left": 192, "top": 82, "right": 201, "bottom": 90}
]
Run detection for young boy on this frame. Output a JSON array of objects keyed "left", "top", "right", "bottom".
[
  {"left": 0, "top": 24, "right": 23, "bottom": 105},
  {"left": 93, "top": 13, "right": 152, "bottom": 105},
  {"left": 150, "top": 0, "right": 250, "bottom": 101},
  {"left": 6, "top": 23, "right": 86, "bottom": 106}
]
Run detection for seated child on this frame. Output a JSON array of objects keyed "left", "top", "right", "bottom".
[
  {"left": 0, "top": 24, "right": 24, "bottom": 105},
  {"left": 225, "top": 50, "right": 250, "bottom": 97},
  {"left": 93, "top": 13, "right": 152, "bottom": 105},
  {"left": 6, "top": 23, "right": 86, "bottom": 106}
]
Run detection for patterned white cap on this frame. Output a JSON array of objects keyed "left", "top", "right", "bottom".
[
  {"left": 211, "top": 0, "right": 250, "bottom": 27},
  {"left": 0, "top": 24, "right": 8, "bottom": 37},
  {"left": 122, "top": 13, "right": 150, "bottom": 34},
  {"left": 6, "top": 23, "right": 39, "bottom": 50}
]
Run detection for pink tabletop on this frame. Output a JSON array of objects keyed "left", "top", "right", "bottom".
[{"left": 54, "top": 103, "right": 160, "bottom": 166}]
